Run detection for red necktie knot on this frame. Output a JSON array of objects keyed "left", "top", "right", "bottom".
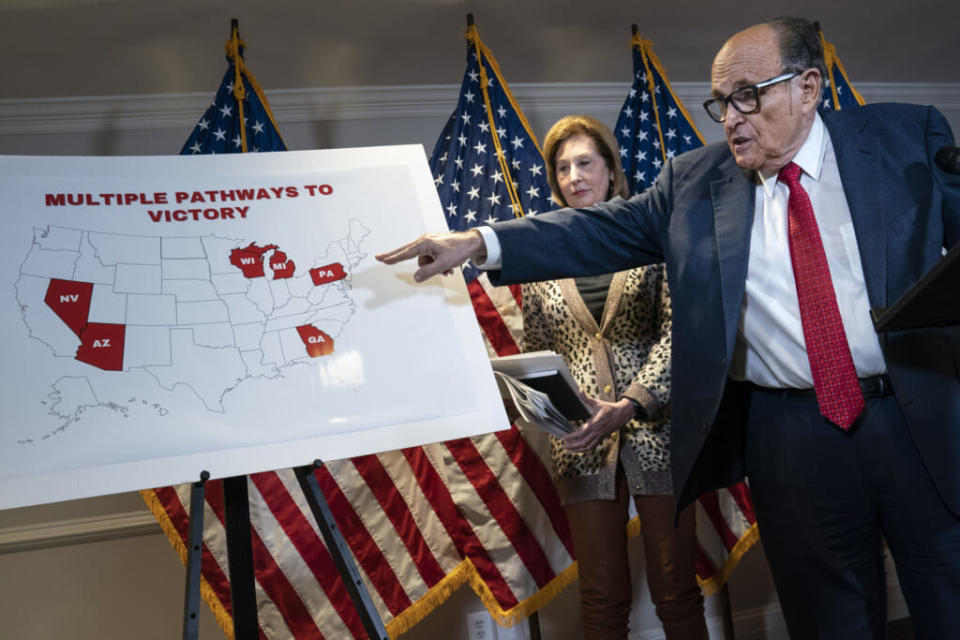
[{"left": 779, "top": 161, "right": 802, "bottom": 185}]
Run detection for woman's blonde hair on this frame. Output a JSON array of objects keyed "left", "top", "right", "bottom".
[{"left": 542, "top": 114, "right": 630, "bottom": 207}]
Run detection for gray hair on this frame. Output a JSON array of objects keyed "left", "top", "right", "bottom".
[{"left": 767, "top": 17, "right": 827, "bottom": 90}]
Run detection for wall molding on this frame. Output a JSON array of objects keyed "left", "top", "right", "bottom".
[
  {"left": 0, "top": 510, "right": 159, "bottom": 554},
  {"left": 2, "top": 82, "right": 959, "bottom": 137}
]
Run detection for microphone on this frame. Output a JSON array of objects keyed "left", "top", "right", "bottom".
[{"left": 935, "top": 146, "right": 960, "bottom": 174}]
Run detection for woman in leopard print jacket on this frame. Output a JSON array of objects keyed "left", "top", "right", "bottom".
[{"left": 521, "top": 115, "right": 705, "bottom": 640}]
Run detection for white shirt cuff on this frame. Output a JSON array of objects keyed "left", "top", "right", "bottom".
[{"left": 474, "top": 225, "right": 502, "bottom": 269}]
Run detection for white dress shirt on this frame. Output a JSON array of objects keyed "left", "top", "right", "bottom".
[
  {"left": 478, "top": 114, "right": 887, "bottom": 388},
  {"left": 475, "top": 225, "right": 502, "bottom": 267},
  {"left": 731, "top": 113, "right": 886, "bottom": 387}
]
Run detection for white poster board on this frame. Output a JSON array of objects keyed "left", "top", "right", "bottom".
[{"left": 0, "top": 146, "right": 507, "bottom": 509}]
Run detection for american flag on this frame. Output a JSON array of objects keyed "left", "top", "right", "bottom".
[
  {"left": 431, "top": 26, "right": 553, "bottom": 288},
  {"left": 142, "top": 23, "right": 576, "bottom": 639},
  {"left": 180, "top": 30, "right": 286, "bottom": 155},
  {"left": 614, "top": 34, "right": 703, "bottom": 196},
  {"left": 422, "top": 20, "right": 579, "bottom": 622},
  {"left": 614, "top": 30, "right": 759, "bottom": 596},
  {"left": 429, "top": 23, "right": 555, "bottom": 357},
  {"left": 817, "top": 27, "right": 865, "bottom": 113}
]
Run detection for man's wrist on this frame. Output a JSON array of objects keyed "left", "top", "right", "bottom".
[
  {"left": 474, "top": 225, "right": 502, "bottom": 269},
  {"left": 466, "top": 228, "right": 487, "bottom": 263}
]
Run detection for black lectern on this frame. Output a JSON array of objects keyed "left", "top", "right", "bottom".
[{"left": 871, "top": 242, "right": 960, "bottom": 332}]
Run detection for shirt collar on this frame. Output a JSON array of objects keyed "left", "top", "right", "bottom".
[{"left": 759, "top": 112, "right": 826, "bottom": 197}]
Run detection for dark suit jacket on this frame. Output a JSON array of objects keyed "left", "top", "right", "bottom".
[{"left": 489, "top": 103, "right": 960, "bottom": 515}]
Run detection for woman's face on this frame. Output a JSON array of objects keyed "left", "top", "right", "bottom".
[{"left": 554, "top": 133, "right": 613, "bottom": 208}]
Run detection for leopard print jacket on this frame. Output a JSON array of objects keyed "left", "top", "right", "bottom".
[{"left": 521, "top": 265, "right": 673, "bottom": 505}]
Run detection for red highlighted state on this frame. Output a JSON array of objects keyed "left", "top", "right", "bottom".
[
  {"left": 229, "top": 242, "right": 279, "bottom": 279},
  {"left": 268, "top": 250, "right": 296, "bottom": 280},
  {"left": 44, "top": 278, "right": 93, "bottom": 337},
  {"left": 296, "top": 325, "right": 334, "bottom": 358},
  {"left": 310, "top": 262, "right": 347, "bottom": 286},
  {"left": 229, "top": 246, "right": 265, "bottom": 278},
  {"left": 76, "top": 323, "right": 126, "bottom": 371}
]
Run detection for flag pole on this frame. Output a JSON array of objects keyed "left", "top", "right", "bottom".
[
  {"left": 216, "top": 24, "right": 258, "bottom": 638},
  {"left": 429, "top": 11, "right": 573, "bottom": 628},
  {"left": 225, "top": 18, "right": 250, "bottom": 152}
]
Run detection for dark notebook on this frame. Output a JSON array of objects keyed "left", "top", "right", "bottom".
[
  {"left": 490, "top": 351, "right": 592, "bottom": 422},
  {"left": 516, "top": 370, "right": 592, "bottom": 422},
  {"left": 871, "top": 243, "right": 960, "bottom": 332}
]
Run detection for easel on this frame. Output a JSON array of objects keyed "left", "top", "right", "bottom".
[{"left": 181, "top": 462, "right": 389, "bottom": 639}]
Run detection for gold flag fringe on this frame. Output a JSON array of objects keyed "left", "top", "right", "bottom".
[{"left": 697, "top": 522, "right": 759, "bottom": 597}]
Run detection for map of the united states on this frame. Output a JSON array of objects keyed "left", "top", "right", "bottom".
[{"left": 14, "top": 220, "right": 369, "bottom": 431}]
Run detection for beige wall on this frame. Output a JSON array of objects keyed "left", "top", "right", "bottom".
[{"left": 1, "top": 0, "right": 959, "bottom": 100}]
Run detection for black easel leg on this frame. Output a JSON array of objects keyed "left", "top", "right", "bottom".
[
  {"left": 183, "top": 470, "right": 209, "bottom": 640},
  {"left": 223, "top": 475, "right": 259, "bottom": 640},
  {"left": 295, "top": 461, "right": 389, "bottom": 640}
]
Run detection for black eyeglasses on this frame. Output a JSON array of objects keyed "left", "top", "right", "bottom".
[{"left": 702, "top": 71, "right": 800, "bottom": 123}]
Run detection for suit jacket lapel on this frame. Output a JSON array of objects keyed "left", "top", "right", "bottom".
[
  {"left": 711, "top": 156, "right": 755, "bottom": 358},
  {"left": 826, "top": 111, "right": 886, "bottom": 308}
]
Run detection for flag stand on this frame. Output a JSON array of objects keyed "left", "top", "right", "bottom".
[
  {"left": 528, "top": 611, "right": 542, "bottom": 639},
  {"left": 718, "top": 582, "right": 736, "bottom": 639},
  {"left": 181, "top": 464, "right": 389, "bottom": 640}
]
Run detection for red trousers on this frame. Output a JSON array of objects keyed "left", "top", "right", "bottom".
[{"left": 564, "top": 469, "right": 706, "bottom": 640}]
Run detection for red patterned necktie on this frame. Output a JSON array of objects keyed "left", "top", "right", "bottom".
[{"left": 779, "top": 162, "right": 864, "bottom": 429}]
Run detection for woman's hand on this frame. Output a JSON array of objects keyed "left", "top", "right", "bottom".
[{"left": 561, "top": 392, "right": 635, "bottom": 453}]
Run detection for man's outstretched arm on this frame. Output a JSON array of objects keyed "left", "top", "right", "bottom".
[{"left": 376, "top": 229, "right": 488, "bottom": 282}]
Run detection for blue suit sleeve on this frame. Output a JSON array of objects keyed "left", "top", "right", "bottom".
[{"left": 486, "top": 174, "right": 672, "bottom": 286}]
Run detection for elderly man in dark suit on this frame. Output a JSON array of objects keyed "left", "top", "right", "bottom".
[{"left": 378, "top": 17, "right": 960, "bottom": 639}]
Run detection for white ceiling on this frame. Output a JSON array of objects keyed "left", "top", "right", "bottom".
[{"left": 0, "top": 0, "right": 957, "bottom": 100}]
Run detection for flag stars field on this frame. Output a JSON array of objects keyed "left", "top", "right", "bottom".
[
  {"left": 428, "top": 28, "right": 552, "bottom": 285},
  {"left": 615, "top": 38, "right": 703, "bottom": 197}
]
